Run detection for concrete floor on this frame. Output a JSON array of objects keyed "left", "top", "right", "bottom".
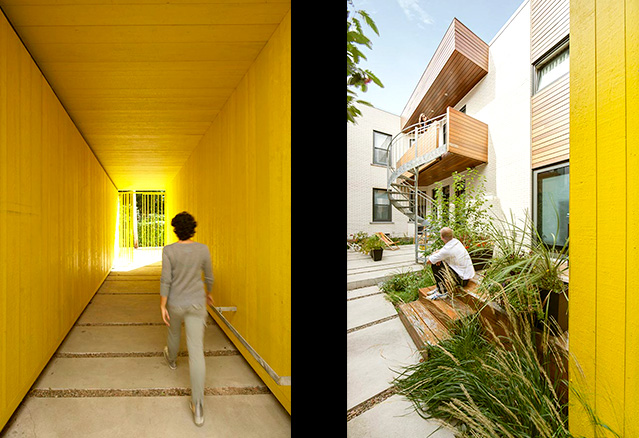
[
  {"left": 1, "top": 261, "right": 291, "bottom": 437},
  {"left": 346, "top": 246, "right": 455, "bottom": 438}
]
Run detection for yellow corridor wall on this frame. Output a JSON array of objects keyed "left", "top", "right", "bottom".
[
  {"left": 0, "top": 11, "right": 118, "bottom": 430},
  {"left": 569, "top": 0, "right": 638, "bottom": 435},
  {"left": 166, "top": 10, "right": 291, "bottom": 413}
]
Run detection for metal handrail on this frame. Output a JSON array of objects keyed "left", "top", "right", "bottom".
[
  {"left": 386, "top": 114, "right": 448, "bottom": 188},
  {"left": 385, "top": 114, "right": 447, "bottom": 263},
  {"left": 210, "top": 306, "right": 291, "bottom": 386}
]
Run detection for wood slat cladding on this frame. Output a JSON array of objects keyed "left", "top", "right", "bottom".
[
  {"left": 401, "top": 18, "right": 488, "bottom": 129},
  {"left": 166, "top": 11, "right": 291, "bottom": 413},
  {"left": 0, "top": 1, "right": 291, "bottom": 189},
  {"left": 532, "top": 74, "right": 569, "bottom": 168},
  {"left": 418, "top": 154, "right": 485, "bottom": 187},
  {"left": 447, "top": 107, "right": 489, "bottom": 162},
  {"left": 413, "top": 107, "right": 488, "bottom": 187},
  {"left": 0, "top": 11, "right": 118, "bottom": 430},
  {"left": 531, "top": 0, "right": 569, "bottom": 63}
]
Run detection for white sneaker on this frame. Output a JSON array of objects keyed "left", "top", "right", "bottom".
[
  {"left": 163, "top": 346, "right": 177, "bottom": 370},
  {"left": 190, "top": 401, "right": 204, "bottom": 427},
  {"left": 429, "top": 291, "right": 448, "bottom": 300},
  {"left": 426, "top": 288, "right": 439, "bottom": 298}
]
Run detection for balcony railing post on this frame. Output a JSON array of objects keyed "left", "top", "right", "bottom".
[{"left": 414, "top": 166, "right": 419, "bottom": 263}]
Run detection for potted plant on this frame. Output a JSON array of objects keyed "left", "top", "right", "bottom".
[
  {"left": 458, "top": 232, "right": 494, "bottom": 271},
  {"left": 362, "top": 234, "right": 385, "bottom": 261}
]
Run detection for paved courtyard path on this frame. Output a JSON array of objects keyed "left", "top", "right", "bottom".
[
  {"left": 2, "top": 262, "right": 291, "bottom": 437},
  {"left": 346, "top": 246, "right": 455, "bottom": 438}
]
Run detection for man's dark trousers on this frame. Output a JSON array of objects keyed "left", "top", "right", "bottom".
[{"left": 431, "top": 261, "right": 468, "bottom": 294}]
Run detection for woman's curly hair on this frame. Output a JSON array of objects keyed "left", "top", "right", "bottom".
[{"left": 171, "top": 211, "right": 197, "bottom": 241}]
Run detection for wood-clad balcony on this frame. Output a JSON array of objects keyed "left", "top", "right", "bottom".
[
  {"left": 390, "top": 107, "right": 488, "bottom": 187},
  {"left": 400, "top": 18, "right": 489, "bottom": 130}
]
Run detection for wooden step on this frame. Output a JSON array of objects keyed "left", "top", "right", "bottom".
[
  {"left": 419, "top": 280, "right": 512, "bottom": 339},
  {"left": 418, "top": 286, "right": 472, "bottom": 325},
  {"left": 397, "top": 301, "right": 450, "bottom": 359}
]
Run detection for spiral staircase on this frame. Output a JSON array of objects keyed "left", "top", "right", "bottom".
[
  {"left": 385, "top": 116, "right": 444, "bottom": 263},
  {"left": 385, "top": 108, "right": 489, "bottom": 263}
]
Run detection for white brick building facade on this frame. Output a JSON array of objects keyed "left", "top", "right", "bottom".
[{"left": 346, "top": 105, "right": 413, "bottom": 239}]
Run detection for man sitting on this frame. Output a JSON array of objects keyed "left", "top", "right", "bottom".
[{"left": 425, "top": 227, "right": 475, "bottom": 300}]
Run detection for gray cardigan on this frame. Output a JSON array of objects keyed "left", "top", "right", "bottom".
[{"left": 160, "top": 242, "right": 214, "bottom": 307}]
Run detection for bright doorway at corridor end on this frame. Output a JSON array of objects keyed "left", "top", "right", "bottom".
[{"left": 113, "top": 190, "right": 165, "bottom": 272}]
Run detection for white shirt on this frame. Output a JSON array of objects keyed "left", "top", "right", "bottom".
[{"left": 428, "top": 238, "right": 475, "bottom": 280}]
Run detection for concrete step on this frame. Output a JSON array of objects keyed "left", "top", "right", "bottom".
[
  {"left": 97, "top": 279, "right": 159, "bottom": 294},
  {"left": 78, "top": 294, "right": 166, "bottom": 325},
  {"left": 4, "top": 395, "right": 290, "bottom": 437},
  {"left": 57, "top": 324, "right": 235, "bottom": 355},
  {"left": 104, "top": 275, "right": 161, "bottom": 281},
  {"left": 2, "top": 262, "right": 290, "bottom": 436},
  {"left": 109, "top": 266, "right": 162, "bottom": 276},
  {"left": 32, "top": 355, "right": 264, "bottom": 391}
]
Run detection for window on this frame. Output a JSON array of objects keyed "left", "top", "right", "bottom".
[
  {"left": 441, "top": 185, "right": 450, "bottom": 223},
  {"left": 373, "top": 189, "right": 392, "bottom": 222},
  {"left": 430, "top": 185, "right": 450, "bottom": 222},
  {"left": 534, "top": 43, "right": 569, "bottom": 94},
  {"left": 373, "top": 131, "right": 391, "bottom": 166},
  {"left": 534, "top": 163, "right": 569, "bottom": 248},
  {"left": 441, "top": 122, "right": 447, "bottom": 146}
]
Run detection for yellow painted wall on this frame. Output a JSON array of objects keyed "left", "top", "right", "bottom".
[
  {"left": 166, "top": 9, "right": 291, "bottom": 413},
  {"left": 0, "top": 11, "right": 118, "bottom": 430},
  {"left": 569, "top": 0, "right": 638, "bottom": 435}
]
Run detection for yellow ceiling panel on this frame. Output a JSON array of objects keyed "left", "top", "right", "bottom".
[
  {"left": 0, "top": 3, "right": 291, "bottom": 26},
  {"left": 14, "top": 24, "right": 280, "bottom": 44},
  {"left": 0, "top": 0, "right": 291, "bottom": 189}
]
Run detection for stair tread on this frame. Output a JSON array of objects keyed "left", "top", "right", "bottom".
[
  {"left": 418, "top": 286, "right": 474, "bottom": 325},
  {"left": 409, "top": 301, "right": 450, "bottom": 341},
  {"left": 398, "top": 300, "right": 450, "bottom": 347},
  {"left": 397, "top": 303, "right": 435, "bottom": 354}
]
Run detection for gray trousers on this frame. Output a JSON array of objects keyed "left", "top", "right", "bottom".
[{"left": 166, "top": 303, "right": 207, "bottom": 405}]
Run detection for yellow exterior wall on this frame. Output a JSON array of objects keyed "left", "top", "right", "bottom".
[
  {"left": 569, "top": 0, "right": 638, "bottom": 435},
  {"left": 166, "top": 10, "right": 290, "bottom": 413},
  {"left": 0, "top": 11, "right": 118, "bottom": 430}
]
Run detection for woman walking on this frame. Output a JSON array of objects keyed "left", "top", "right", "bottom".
[{"left": 159, "top": 211, "right": 215, "bottom": 427}]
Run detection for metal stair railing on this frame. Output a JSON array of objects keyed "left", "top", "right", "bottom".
[{"left": 386, "top": 116, "right": 445, "bottom": 263}]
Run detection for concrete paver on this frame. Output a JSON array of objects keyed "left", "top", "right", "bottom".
[
  {"left": 76, "top": 295, "right": 164, "bottom": 324},
  {"left": 347, "top": 395, "right": 455, "bottom": 438},
  {"left": 3, "top": 395, "right": 290, "bottom": 438},
  {"left": 347, "top": 285, "right": 381, "bottom": 300},
  {"left": 98, "top": 280, "right": 159, "bottom": 294},
  {"left": 347, "top": 246, "right": 422, "bottom": 290},
  {"left": 33, "top": 356, "right": 264, "bottom": 390},
  {"left": 347, "top": 293, "right": 396, "bottom": 331},
  {"left": 346, "top": 246, "right": 452, "bottom": 437},
  {"left": 1, "top": 260, "right": 290, "bottom": 437},
  {"left": 58, "top": 324, "right": 236, "bottom": 354},
  {"left": 346, "top": 317, "right": 421, "bottom": 410}
]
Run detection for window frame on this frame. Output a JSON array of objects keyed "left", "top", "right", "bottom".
[
  {"left": 532, "top": 38, "right": 570, "bottom": 95},
  {"left": 372, "top": 188, "right": 392, "bottom": 222},
  {"left": 532, "top": 161, "right": 570, "bottom": 250},
  {"left": 372, "top": 130, "right": 392, "bottom": 166}
]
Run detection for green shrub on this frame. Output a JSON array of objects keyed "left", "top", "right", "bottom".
[
  {"left": 360, "top": 234, "right": 385, "bottom": 254},
  {"left": 423, "top": 168, "right": 493, "bottom": 259},
  {"left": 393, "top": 290, "right": 618, "bottom": 438},
  {"left": 380, "top": 268, "right": 435, "bottom": 305},
  {"left": 479, "top": 211, "right": 568, "bottom": 322}
]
